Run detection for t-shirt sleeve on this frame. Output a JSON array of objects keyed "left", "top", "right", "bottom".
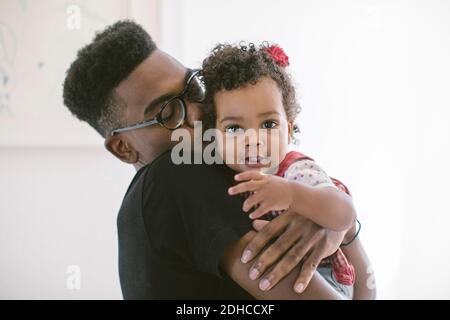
[
  {"left": 142, "top": 154, "right": 253, "bottom": 278},
  {"left": 284, "top": 159, "right": 337, "bottom": 189}
]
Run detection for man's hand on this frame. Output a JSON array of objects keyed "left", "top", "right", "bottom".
[
  {"left": 228, "top": 170, "right": 294, "bottom": 219},
  {"left": 240, "top": 211, "right": 346, "bottom": 293}
]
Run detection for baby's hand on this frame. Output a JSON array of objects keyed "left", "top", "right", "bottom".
[{"left": 228, "top": 170, "right": 293, "bottom": 219}]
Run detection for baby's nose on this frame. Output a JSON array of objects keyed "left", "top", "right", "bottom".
[{"left": 245, "top": 132, "right": 266, "bottom": 148}]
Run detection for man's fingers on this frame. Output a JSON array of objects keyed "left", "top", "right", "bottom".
[
  {"left": 240, "top": 215, "right": 287, "bottom": 264},
  {"left": 257, "top": 236, "right": 313, "bottom": 291},
  {"left": 235, "top": 170, "right": 265, "bottom": 182},
  {"left": 250, "top": 224, "right": 300, "bottom": 284},
  {"left": 293, "top": 248, "right": 323, "bottom": 294},
  {"left": 228, "top": 180, "right": 261, "bottom": 195}
]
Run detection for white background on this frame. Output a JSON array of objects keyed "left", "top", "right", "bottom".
[{"left": 1, "top": 0, "right": 449, "bottom": 299}]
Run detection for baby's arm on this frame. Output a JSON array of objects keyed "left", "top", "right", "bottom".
[
  {"left": 283, "top": 159, "right": 356, "bottom": 231},
  {"left": 228, "top": 160, "right": 356, "bottom": 231},
  {"left": 286, "top": 181, "right": 356, "bottom": 231}
]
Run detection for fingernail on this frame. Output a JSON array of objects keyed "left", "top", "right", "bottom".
[
  {"left": 259, "top": 279, "right": 271, "bottom": 291},
  {"left": 295, "top": 283, "right": 305, "bottom": 293},
  {"left": 228, "top": 188, "right": 234, "bottom": 195},
  {"left": 235, "top": 174, "right": 241, "bottom": 180},
  {"left": 241, "top": 250, "right": 252, "bottom": 263},
  {"left": 249, "top": 268, "right": 259, "bottom": 280},
  {"left": 248, "top": 213, "right": 253, "bottom": 219}
]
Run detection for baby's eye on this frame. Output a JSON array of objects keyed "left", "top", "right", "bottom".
[
  {"left": 225, "top": 125, "right": 244, "bottom": 134},
  {"left": 261, "top": 120, "right": 278, "bottom": 129}
]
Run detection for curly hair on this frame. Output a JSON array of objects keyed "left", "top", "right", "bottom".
[
  {"left": 63, "top": 20, "right": 157, "bottom": 137},
  {"left": 200, "top": 42, "right": 300, "bottom": 129}
]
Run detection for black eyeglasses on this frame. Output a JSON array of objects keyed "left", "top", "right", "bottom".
[{"left": 110, "top": 69, "right": 205, "bottom": 136}]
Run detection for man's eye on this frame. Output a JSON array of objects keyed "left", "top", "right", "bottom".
[
  {"left": 262, "top": 120, "right": 278, "bottom": 129},
  {"left": 225, "top": 125, "right": 244, "bottom": 134}
]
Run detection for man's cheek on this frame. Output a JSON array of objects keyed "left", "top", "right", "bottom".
[{"left": 142, "top": 132, "right": 173, "bottom": 154}]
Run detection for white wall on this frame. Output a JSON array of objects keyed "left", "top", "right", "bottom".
[
  {"left": 0, "top": 0, "right": 128, "bottom": 146},
  {"left": 1, "top": 0, "right": 449, "bottom": 299},
  {"left": 0, "top": 0, "right": 150, "bottom": 299},
  {"left": 0, "top": 147, "right": 133, "bottom": 299}
]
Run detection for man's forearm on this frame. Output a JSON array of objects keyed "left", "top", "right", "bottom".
[{"left": 222, "top": 230, "right": 344, "bottom": 299}]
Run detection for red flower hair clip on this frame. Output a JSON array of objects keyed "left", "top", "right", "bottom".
[{"left": 261, "top": 44, "right": 290, "bottom": 68}]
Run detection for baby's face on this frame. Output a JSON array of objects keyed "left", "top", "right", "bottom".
[{"left": 214, "top": 76, "right": 292, "bottom": 173}]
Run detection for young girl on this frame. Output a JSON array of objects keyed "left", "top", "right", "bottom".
[{"left": 200, "top": 42, "right": 375, "bottom": 299}]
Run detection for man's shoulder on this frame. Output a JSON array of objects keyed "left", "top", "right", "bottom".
[
  {"left": 130, "top": 150, "right": 185, "bottom": 191},
  {"left": 119, "top": 149, "right": 235, "bottom": 218},
  {"left": 117, "top": 152, "right": 172, "bottom": 216},
  {"left": 117, "top": 151, "right": 176, "bottom": 231},
  {"left": 146, "top": 150, "right": 233, "bottom": 187}
]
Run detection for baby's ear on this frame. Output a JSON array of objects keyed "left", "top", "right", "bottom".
[{"left": 287, "top": 122, "right": 294, "bottom": 143}]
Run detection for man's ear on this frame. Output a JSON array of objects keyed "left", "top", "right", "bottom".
[
  {"left": 185, "top": 102, "right": 204, "bottom": 128},
  {"left": 104, "top": 134, "right": 139, "bottom": 164}
]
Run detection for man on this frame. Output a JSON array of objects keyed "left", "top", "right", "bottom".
[{"left": 63, "top": 20, "right": 369, "bottom": 299}]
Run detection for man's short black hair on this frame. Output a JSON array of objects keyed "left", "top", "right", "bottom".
[{"left": 63, "top": 20, "right": 157, "bottom": 137}]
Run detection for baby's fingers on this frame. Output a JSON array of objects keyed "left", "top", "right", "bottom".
[
  {"left": 235, "top": 170, "right": 265, "bottom": 182},
  {"left": 252, "top": 219, "right": 269, "bottom": 231},
  {"left": 243, "top": 193, "right": 263, "bottom": 212},
  {"left": 249, "top": 202, "right": 271, "bottom": 219},
  {"left": 228, "top": 180, "right": 261, "bottom": 195}
]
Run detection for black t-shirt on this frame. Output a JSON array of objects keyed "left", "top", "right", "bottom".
[{"left": 117, "top": 150, "right": 254, "bottom": 299}]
